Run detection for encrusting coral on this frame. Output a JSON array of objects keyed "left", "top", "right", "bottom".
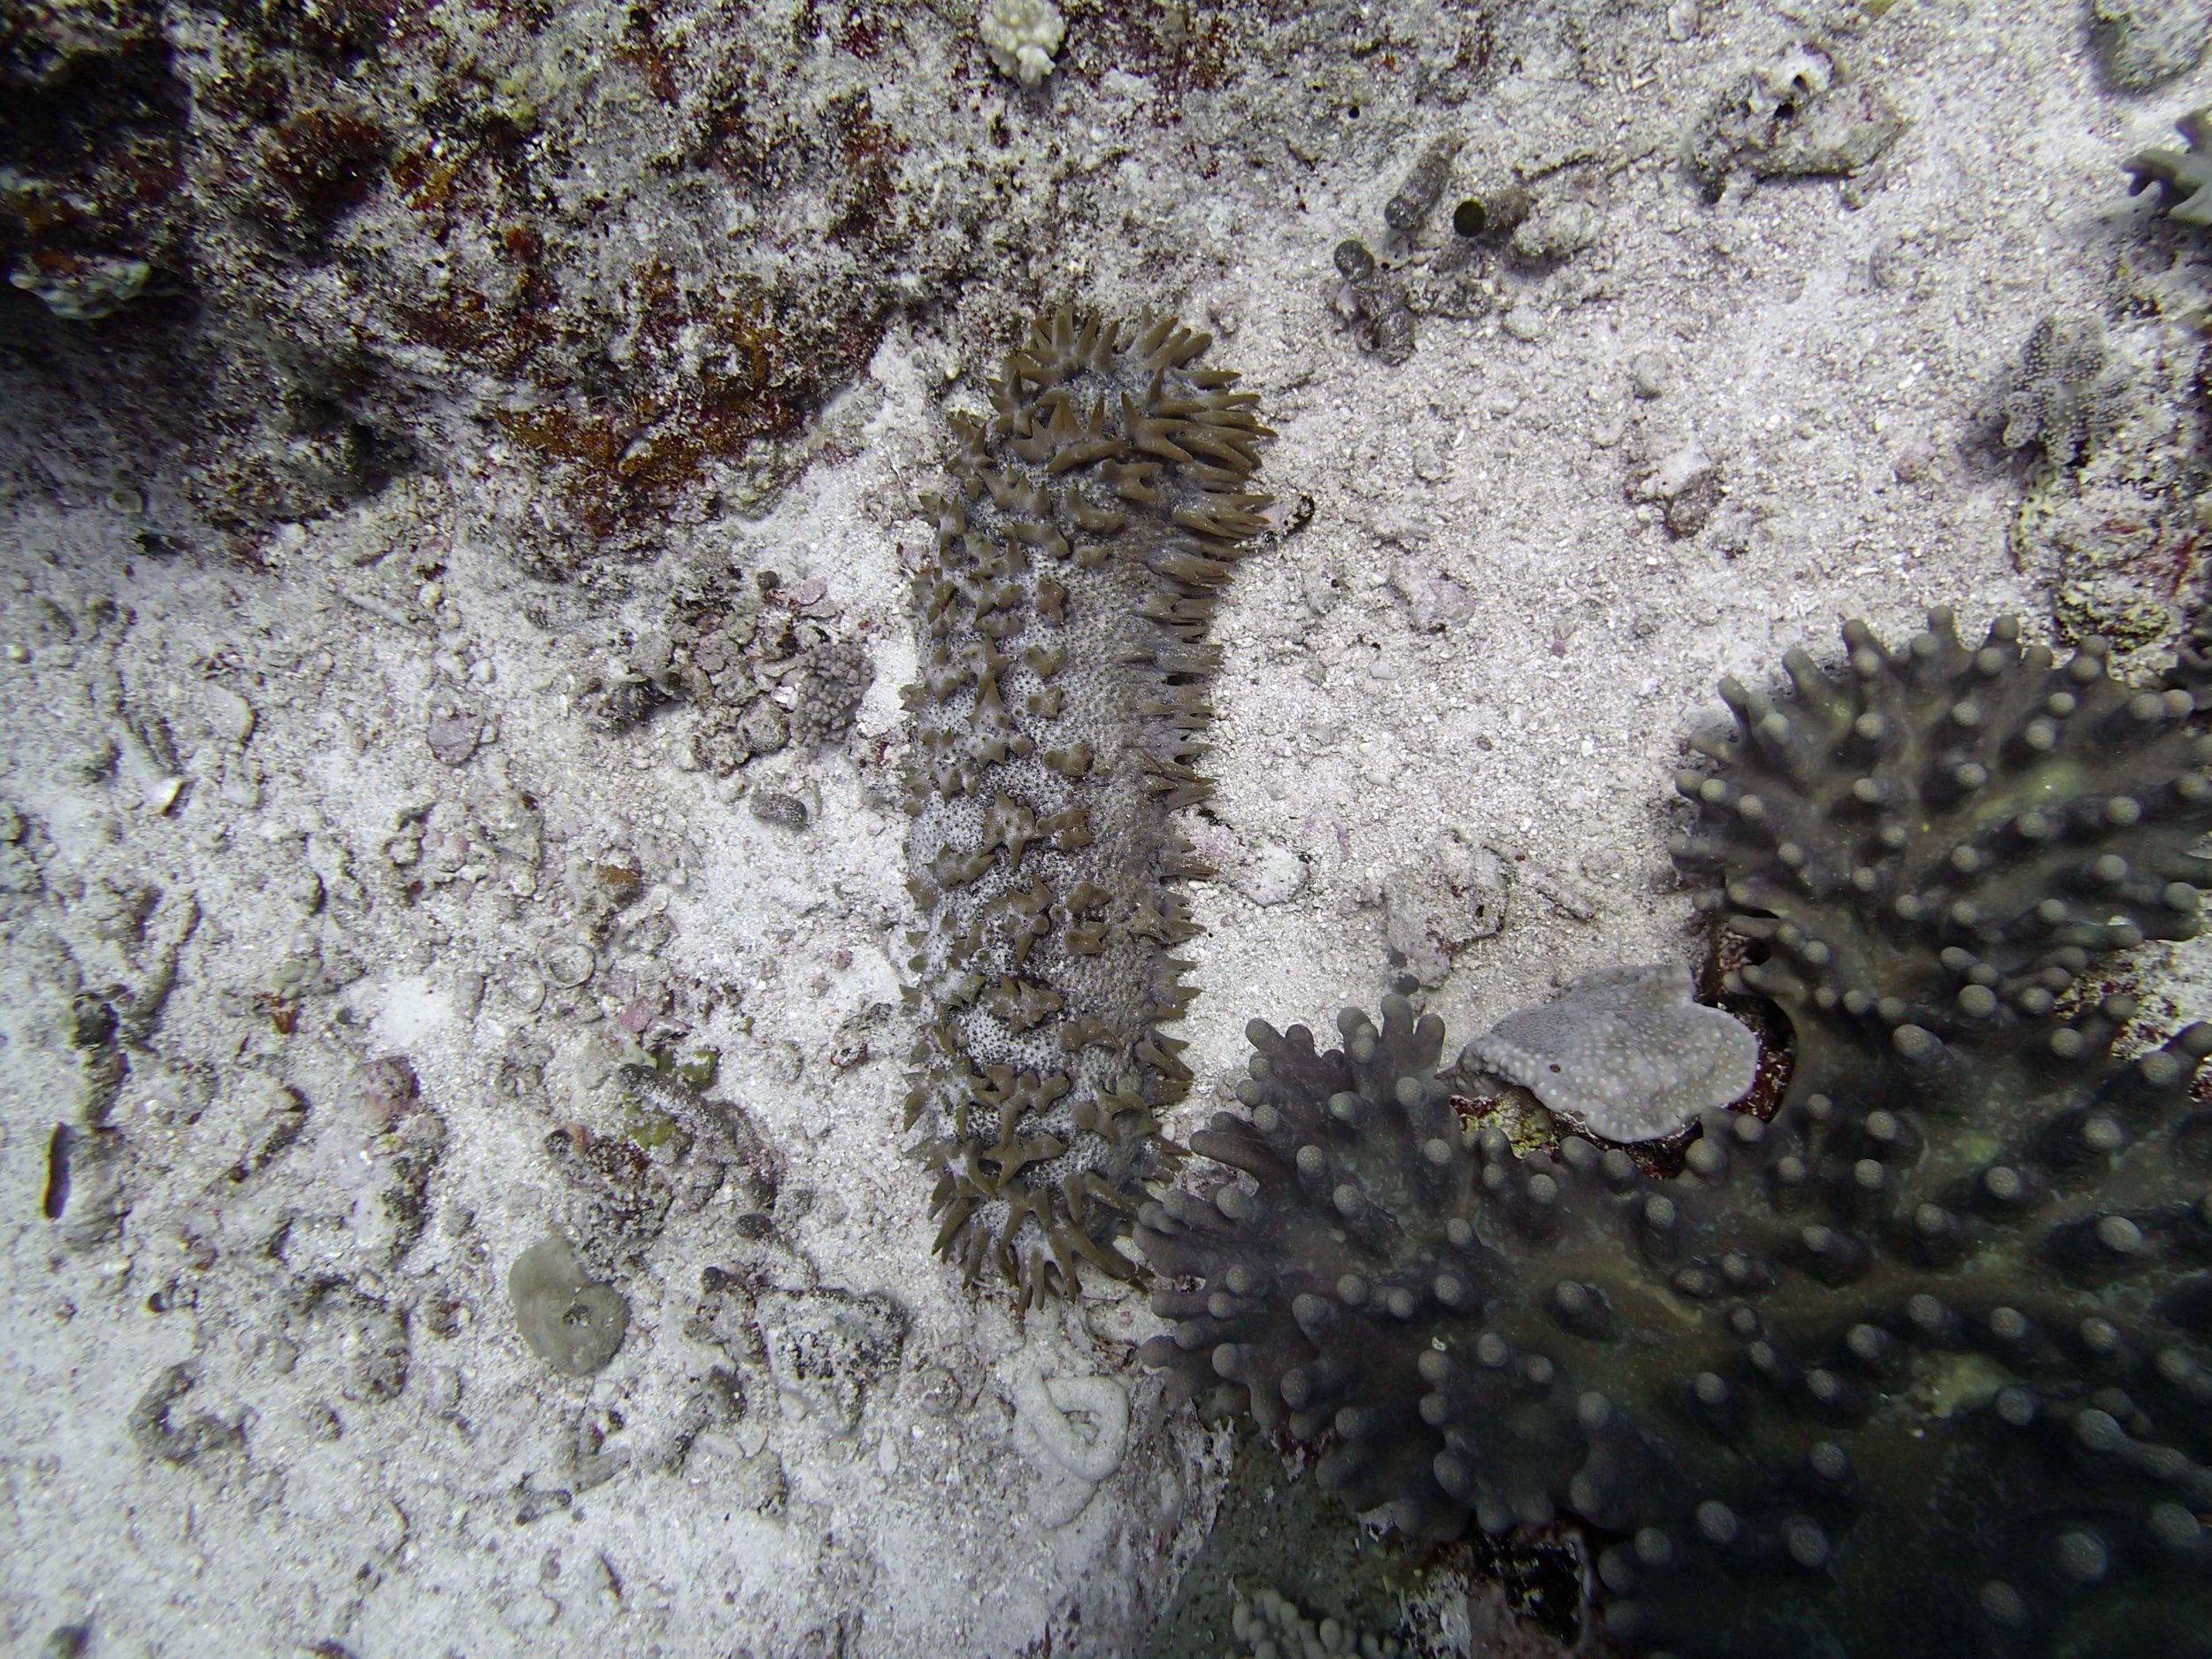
[
  {"left": 509, "top": 1235, "right": 629, "bottom": 1377},
  {"left": 1140, "top": 611, "right": 2212, "bottom": 1657},
  {"left": 902, "top": 307, "right": 1271, "bottom": 1309}
]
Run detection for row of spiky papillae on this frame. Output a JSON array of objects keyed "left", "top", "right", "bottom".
[
  {"left": 1138, "top": 993, "right": 2212, "bottom": 1658},
  {"left": 902, "top": 308, "right": 1271, "bottom": 1310},
  {"left": 1670, "top": 609, "right": 2212, "bottom": 1107}
]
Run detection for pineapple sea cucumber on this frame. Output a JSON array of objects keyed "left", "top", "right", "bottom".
[{"left": 902, "top": 307, "right": 1271, "bottom": 1309}]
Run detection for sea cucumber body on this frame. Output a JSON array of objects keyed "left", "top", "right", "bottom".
[{"left": 903, "top": 308, "right": 1270, "bottom": 1308}]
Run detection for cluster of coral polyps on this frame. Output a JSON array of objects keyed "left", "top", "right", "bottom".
[
  {"left": 1141, "top": 613, "right": 2212, "bottom": 1657},
  {"left": 1674, "top": 608, "right": 2212, "bottom": 1099},
  {"left": 902, "top": 308, "right": 1271, "bottom": 1309}
]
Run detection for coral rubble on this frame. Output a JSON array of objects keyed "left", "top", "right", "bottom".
[
  {"left": 1140, "top": 612, "right": 2212, "bottom": 1657},
  {"left": 1465, "top": 963, "right": 1757, "bottom": 1143},
  {"left": 2126, "top": 108, "right": 2212, "bottom": 225},
  {"left": 790, "top": 640, "right": 874, "bottom": 749},
  {"left": 1993, "top": 303, "right": 2210, "bottom": 654},
  {"left": 1687, "top": 43, "right": 1903, "bottom": 200},
  {"left": 902, "top": 307, "right": 1271, "bottom": 1309}
]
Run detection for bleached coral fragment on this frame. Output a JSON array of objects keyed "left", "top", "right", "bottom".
[
  {"left": 2129, "top": 108, "right": 2212, "bottom": 226},
  {"left": 1012, "top": 1363, "right": 1129, "bottom": 1483},
  {"left": 1465, "top": 963, "right": 1756, "bottom": 1142},
  {"left": 1010, "top": 1363, "right": 1129, "bottom": 1525},
  {"left": 979, "top": 0, "right": 1065, "bottom": 88},
  {"left": 1687, "top": 43, "right": 1902, "bottom": 197}
]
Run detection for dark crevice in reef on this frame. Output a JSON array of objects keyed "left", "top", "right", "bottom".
[
  {"left": 1138, "top": 1421, "right": 1418, "bottom": 1659},
  {"left": 1139, "top": 610, "right": 2212, "bottom": 1657}
]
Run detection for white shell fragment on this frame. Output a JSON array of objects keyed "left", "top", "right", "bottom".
[{"left": 1464, "top": 962, "right": 1758, "bottom": 1142}]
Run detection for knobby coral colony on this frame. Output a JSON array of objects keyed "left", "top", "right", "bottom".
[
  {"left": 902, "top": 309, "right": 1271, "bottom": 1309},
  {"left": 1140, "top": 611, "right": 2212, "bottom": 1657}
]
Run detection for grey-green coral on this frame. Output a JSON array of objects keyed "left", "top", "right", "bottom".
[
  {"left": 1138, "top": 611, "right": 2212, "bottom": 1657},
  {"left": 509, "top": 1236, "right": 629, "bottom": 1376},
  {"left": 1225, "top": 1585, "right": 1407, "bottom": 1659},
  {"left": 1670, "top": 608, "right": 2212, "bottom": 1101}
]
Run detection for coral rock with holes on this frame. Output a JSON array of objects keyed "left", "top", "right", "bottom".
[
  {"left": 1465, "top": 963, "right": 1757, "bottom": 1143},
  {"left": 902, "top": 308, "right": 1272, "bottom": 1310},
  {"left": 1139, "top": 613, "right": 2212, "bottom": 1657}
]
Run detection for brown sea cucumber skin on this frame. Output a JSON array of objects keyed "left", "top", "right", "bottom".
[{"left": 902, "top": 308, "right": 1272, "bottom": 1310}]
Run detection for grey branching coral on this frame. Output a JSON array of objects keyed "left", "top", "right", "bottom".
[
  {"left": 1141, "top": 612, "right": 2212, "bottom": 1657},
  {"left": 2126, "top": 107, "right": 2212, "bottom": 225},
  {"left": 902, "top": 308, "right": 1271, "bottom": 1309}
]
